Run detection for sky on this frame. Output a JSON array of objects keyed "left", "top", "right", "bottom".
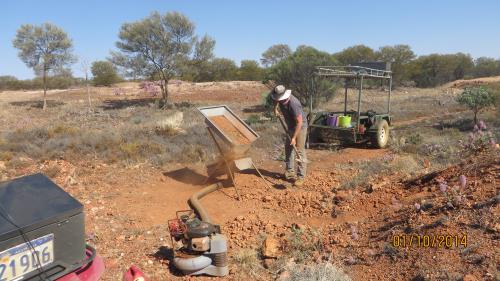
[{"left": 1, "top": 0, "right": 499, "bottom": 79}]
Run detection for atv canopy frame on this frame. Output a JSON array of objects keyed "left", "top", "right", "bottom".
[
  {"left": 309, "top": 62, "right": 393, "bottom": 146},
  {"left": 314, "top": 63, "right": 392, "bottom": 116}
]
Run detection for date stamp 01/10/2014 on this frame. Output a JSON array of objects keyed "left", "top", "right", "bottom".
[{"left": 392, "top": 234, "right": 468, "bottom": 248}]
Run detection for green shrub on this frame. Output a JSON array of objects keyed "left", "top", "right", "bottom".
[
  {"left": 0, "top": 75, "right": 80, "bottom": 91},
  {"left": 409, "top": 53, "right": 473, "bottom": 87},
  {"left": 238, "top": 60, "right": 264, "bottom": 81},
  {"left": 245, "top": 114, "right": 261, "bottom": 125},
  {"left": 456, "top": 86, "right": 495, "bottom": 124},
  {"left": 91, "top": 61, "right": 120, "bottom": 86},
  {"left": 261, "top": 91, "right": 275, "bottom": 117},
  {"left": 265, "top": 45, "right": 338, "bottom": 108}
]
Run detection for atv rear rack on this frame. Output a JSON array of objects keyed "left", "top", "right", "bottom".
[{"left": 316, "top": 65, "right": 392, "bottom": 79}]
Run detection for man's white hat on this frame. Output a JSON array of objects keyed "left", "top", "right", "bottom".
[{"left": 272, "top": 85, "right": 291, "bottom": 101}]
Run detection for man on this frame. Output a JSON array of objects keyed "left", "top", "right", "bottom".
[{"left": 272, "top": 85, "right": 308, "bottom": 187}]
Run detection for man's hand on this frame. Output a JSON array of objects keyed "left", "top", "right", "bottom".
[
  {"left": 274, "top": 107, "right": 280, "bottom": 117},
  {"left": 290, "top": 115, "right": 302, "bottom": 147},
  {"left": 273, "top": 103, "right": 280, "bottom": 116}
]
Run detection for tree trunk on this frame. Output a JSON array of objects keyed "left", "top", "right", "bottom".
[
  {"left": 42, "top": 67, "right": 47, "bottom": 110},
  {"left": 474, "top": 110, "right": 478, "bottom": 125},
  {"left": 86, "top": 72, "right": 91, "bottom": 112},
  {"left": 160, "top": 77, "right": 169, "bottom": 109}
]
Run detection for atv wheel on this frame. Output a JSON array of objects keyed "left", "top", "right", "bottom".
[{"left": 371, "top": 120, "right": 389, "bottom": 148}]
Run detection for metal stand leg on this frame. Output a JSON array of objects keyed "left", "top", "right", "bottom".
[
  {"left": 252, "top": 163, "right": 273, "bottom": 190},
  {"left": 206, "top": 127, "right": 241, "bottom": 201}
]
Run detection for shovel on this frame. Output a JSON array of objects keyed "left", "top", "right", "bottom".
[{"left": 277, "top": 115, "right": 310, "bottom": 163}]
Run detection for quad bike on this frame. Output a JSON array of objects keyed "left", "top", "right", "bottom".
[{"left": 309, "top": 63, "right": 392, "bottom": 148}]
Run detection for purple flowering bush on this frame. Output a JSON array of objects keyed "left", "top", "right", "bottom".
[
  {"left": 139, "top": 81, "right": 162, "bottom": 97},
  {"left": 112, "top": 87, "right": 125, "bottom": 96},
  {"left": 459, "top": 120, "right": 496, "bottom": 153},
  {"left": 435, "top": 175, "right": 467, "bottom": 209}
]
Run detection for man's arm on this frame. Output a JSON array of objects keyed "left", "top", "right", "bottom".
[{"left": 290, "top": 115, "right": 302, "bottom": 146}]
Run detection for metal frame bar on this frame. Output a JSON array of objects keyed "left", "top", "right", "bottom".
[
  {"left": 343, "top": 79, "right": 348, "bottom": 115},
  {"left": 313, "top": 65, "right": 392, "bottom": 114},
  {"left": 388, "top": 76, "right": 392, "bottom": 114},
  {"left": 316, "top": 65, "right": 392, "bottom": 79},
  {"left": 310, "top": 75, "right": 315, "bottom": 114},
  {"left": 355, "top": 75, "right": 364, "bottom": 142}
]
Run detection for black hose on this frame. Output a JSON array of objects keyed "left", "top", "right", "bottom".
[{"left": 188, "top": 182, "right": 223, "bottom": 223}]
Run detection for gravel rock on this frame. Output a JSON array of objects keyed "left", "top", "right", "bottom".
[
  {"left": 263, "top": 258, "right": 274, "bottom": 269},
  {"left": 262, "top": 236, "right": 280, "bottom": 258},
  {"left": 277, "top": 270, "right": 290, "bottom": 281},
  {"left": 463, "top": 274, "right": 478, "bottom": 281},
  {"left": 263, "top": 195, "right": 273, "bottom": 202}
]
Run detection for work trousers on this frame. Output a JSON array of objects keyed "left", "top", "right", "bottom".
[{"left": 285, "top": 126, "right": 307, "bottom": 178}]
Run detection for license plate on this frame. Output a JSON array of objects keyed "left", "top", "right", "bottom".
[{"left": 0, "top": 234, "right": 54, "bottom": 281}]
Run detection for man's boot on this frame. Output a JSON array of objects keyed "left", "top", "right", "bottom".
[
  {"left": 294, "top": 178, "right": 304, "bottom": 187},
  {"left": 284, "top": 170, "right": 296, "bottom": 180}
]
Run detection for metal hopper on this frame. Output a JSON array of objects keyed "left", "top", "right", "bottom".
[
  {"left": 198, "top": 105, "right": 259, "bottom": 159},
  {"left": 198, "top": 105, "right": 268, "bottom": 199}
]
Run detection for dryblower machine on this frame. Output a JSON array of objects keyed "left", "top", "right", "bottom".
[{"left": 168, "top": 182, "right": 228, "bottom": 277}]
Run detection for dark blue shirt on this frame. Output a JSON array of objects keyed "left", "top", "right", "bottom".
[{"left": 279, "top": 95, "right": 307, "bottom": 131}]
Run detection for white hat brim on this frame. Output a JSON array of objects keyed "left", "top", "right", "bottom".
[{"left": 277, "top": 89, "right": 291, "bottom": 101}]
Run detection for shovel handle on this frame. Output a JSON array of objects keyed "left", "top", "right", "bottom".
[{"left": 277, "top": 116, "right": 304, "bottom": 161}]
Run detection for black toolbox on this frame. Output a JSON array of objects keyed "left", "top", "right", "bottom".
[{"left": 0, "top": 173, "right": 86, "bottom": 281}]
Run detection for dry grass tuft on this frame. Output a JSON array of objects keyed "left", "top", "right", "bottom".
[
  {"left": 232, "top": 249, "right": 263, "bottom": 279},
  {"left": 284, "top": 227, "right": 324, "bottom": 263},
  {"left": 47, "top": 124, "right": 79, "bottom": 138},
  {"left": 285, "top": 262, "right": 351, "bottom": 281},
  {"left": 154, "top": 111, "right": 184, "bottom": 136},
  {"left": 0, "top": 106, "right": 216, "bottom": 166},
  {"left": 119, "top": 142, "right": 141, "bottom": 160},
  {"left": 43, "top": 164, "right": 61, "bottom": 178},
  {"left": 391, "top": 155, "right": 421, "bottom": 177},
  {"left": 0, "top": 151, "right": 13, "bottom": 161}
]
